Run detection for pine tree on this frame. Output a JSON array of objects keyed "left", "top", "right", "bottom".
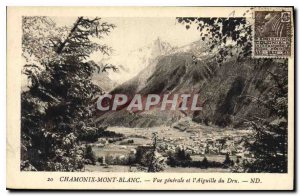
[
  {"left": 223, "top": 153, "right": 232, "bottom": 166},
  {"left": 85, "top": 145, "right": 96, "bottom": 165},
  {"left": 202, "top": 156, "right": 209, "bottom": 169},
  {"left": 236, "top": 157, "right": 240, "bottom": 164},
  {"left": 21, "top": 16, "right": 116, "bottom": 171},
  {"left": 147, "top": 133, "right": 165, "bottom": 172}
]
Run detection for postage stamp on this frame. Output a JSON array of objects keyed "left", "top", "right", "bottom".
[{"left": 253, "top": 10, "right": 292, "bottom": 58}]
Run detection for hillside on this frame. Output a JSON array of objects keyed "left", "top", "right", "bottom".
[
  {"left": 92, "top": 70, "right": 118, "bottom": 92},
  {"left": 96, "top": 40, "right": 286, "bottom": 128}
]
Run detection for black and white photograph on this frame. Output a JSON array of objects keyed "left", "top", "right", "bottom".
[{"left": 5, "top": 6, "right": 295, "bottom": 190}]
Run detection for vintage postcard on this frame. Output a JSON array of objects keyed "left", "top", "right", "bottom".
[{"left": 6, "top": 6, "right": 295, "bottom": 190}]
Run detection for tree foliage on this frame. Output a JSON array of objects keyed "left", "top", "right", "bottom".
[
  {"left": 244, "top": 61, "right": 288, "bottom": 172},
  {"left": 21, "top": 16, "right": 116, "bottom": 171},
  {"left": 177, "top": 14, "right": 252, "bottom": 64},
  {"left": 177, "top": 10, "right": 288, "bottom": 173},
  {"left": 22, "top": 16, "right": 115, "bottom": 65}
]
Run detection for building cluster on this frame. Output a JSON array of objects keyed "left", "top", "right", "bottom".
[
  {"left": 156, "top": 130, "right": 253, "bottom": 159},
  {"left": 89, "top": 122, "right": 253, "bottom": 166}
]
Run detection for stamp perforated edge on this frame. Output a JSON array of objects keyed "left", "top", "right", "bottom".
[{"left": 251, "top": 7, "right": 294, "bottom": 59}]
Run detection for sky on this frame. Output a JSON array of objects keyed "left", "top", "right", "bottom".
[
  {"left": 102, "top": 17, "right": 200, "bottom": 54},
  {"left": 53, "top": 17, "right": 201, "bottom": 83}
]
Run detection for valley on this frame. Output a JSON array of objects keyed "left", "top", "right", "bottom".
[{"left": 85, "top": 117, "right": 253, "bottom": 172}]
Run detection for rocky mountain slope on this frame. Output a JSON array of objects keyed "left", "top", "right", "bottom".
[
  {"left": 96, "top": 39, "right": 286, "bottom": 128},
  {"left": 92, "top": 71, "right": 118, "bottom": 93}
]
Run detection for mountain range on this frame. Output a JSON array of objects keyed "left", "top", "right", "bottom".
[{"left": 94, "top": 38, "right": 285, "bottom": 129}]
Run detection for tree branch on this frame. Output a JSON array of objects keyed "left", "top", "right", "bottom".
[{"left": 56, "top": 17, "right": 83, "bottom": 54}]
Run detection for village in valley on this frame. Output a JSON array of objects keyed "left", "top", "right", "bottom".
[{"left": 85, "top": 117, "right": 253, "bottom": 172}]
